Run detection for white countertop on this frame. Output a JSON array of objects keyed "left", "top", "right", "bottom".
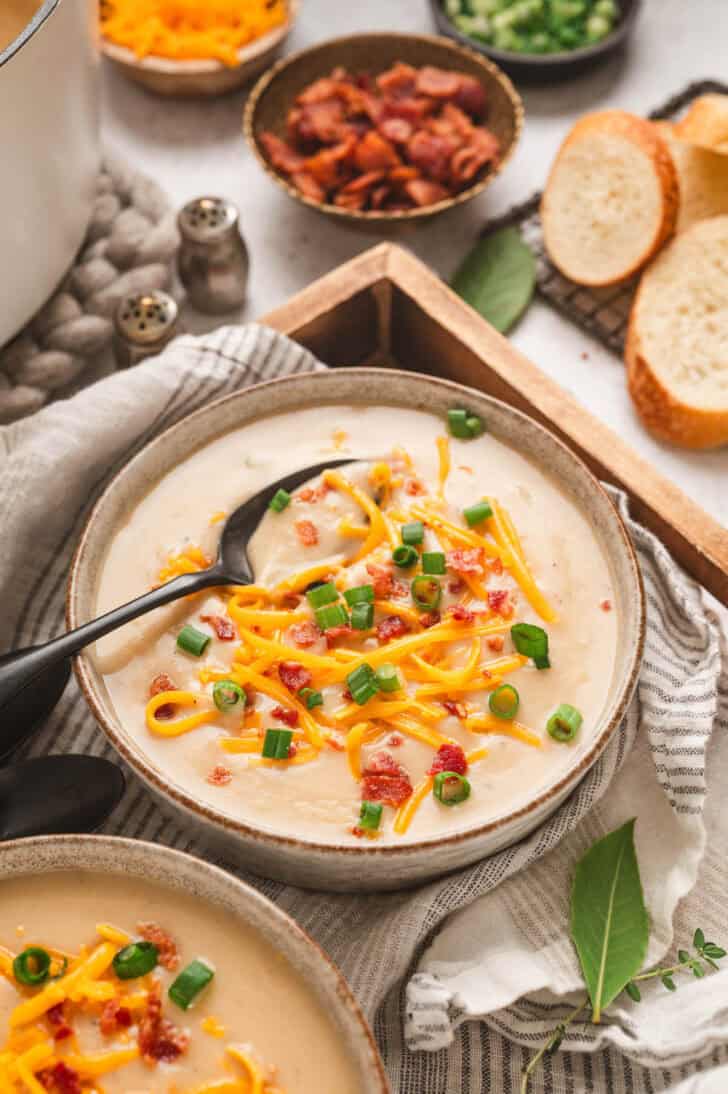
[{"left": 101, "top": 0, "right": 728, "bottom": 527}]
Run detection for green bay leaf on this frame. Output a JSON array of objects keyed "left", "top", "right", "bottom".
[
  {"left": 571, "top": 819, "right": 649, "bottom": 1023},
  {"left": 451, "top": 226, "right": 536, "bottom": 334}
]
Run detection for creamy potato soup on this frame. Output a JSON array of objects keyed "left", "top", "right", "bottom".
[
  {"left": 0, "top": 1, "right": 39, "bottom": 51},
  {"left": 94, "top": 404, "right": 618, "bottom": 845},
  {"left": 0, "top": 872, "right": 361, "bottom": 1093}
]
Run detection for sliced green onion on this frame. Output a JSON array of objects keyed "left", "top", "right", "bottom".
[
  {"left": 314, "top": 602, "right": 349, "bottom": 631},
  {"left": 411, "top": 575, "right": 442, "bottom": 611},
  {"left": 112, "top": 941, "right": 159, "bottom": 981},
  {"left": 447, "top": 408, "right": 471, "bottom": 438},
  {"left": 401, "top": 521, "right": 424, "bottom": 546},
  {"left": 269, "top": 488, "right": 291, "bottom": 513},
  {"left": 511, "top": 622, "right": 550, "bottom": 669},
  {"left": 488, "top": 683, "right": 520, "bottom": 720},
  {"left": 346, "top": 663, "right": 380, "bottom": 705},
  {"left": 433, "top": 772, "right": 471, "bottom": 806},
  {"left": 168, "top": 959, "right": 214, "bottom": 1010},
  {"left": 351, "top": 601, "right": 374, "bottom": 630},
  {"left": 213, "top": 679, "right": 246, "bottom": 713},
  {"left": 422, "top": 551, "right": 446, "bottom": 575},
  {"left": 547, "top": 704, "right": 583, "bottom": 743},
  {"left": 262, "top": 727, "right": 294, "bottom": 759},
  {"left": 343, "top": 584, "right": 374, "bottom": 606},
  {"left": 463, "top": 500, "right": 493, "bottom": 527},
  {"left": 13, "top": 947, "right": 52, "bottom": 987},
  {"left": 299, "top": 687, "right": 323, "bottom": 710},
  {"left": 359, "top": 801, "right": 383, "bottom": 831},
  {"left": 306, "top": 582, "right": 339, "bottom": 609},
  {"left": 392, "top": 545, "right": 418, "bottom": 569},
  {"left": 466, "top": 415, "right": 484, "bottom": 437},
  {"left": 176, "top": 624, "right": 211, "bottom": 657},
  {"left": 375, "top": 663, "right": 400, "bottom": 692}
]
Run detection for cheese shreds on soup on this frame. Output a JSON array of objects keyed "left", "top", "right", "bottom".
[
  {"left": 0, "top": 872, "right": 362, "bottom": 1092},
  {"left": 93, "top": 405, "right": 618, "bottom": 844}
]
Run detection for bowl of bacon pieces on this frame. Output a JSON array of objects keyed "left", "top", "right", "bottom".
[{"left": 244, "top": 31, "right": 523, "bottom": 224}]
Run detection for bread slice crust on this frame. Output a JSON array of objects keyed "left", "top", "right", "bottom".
[{"left": 541, "top": 110, "right": 679, "bottom": 288}]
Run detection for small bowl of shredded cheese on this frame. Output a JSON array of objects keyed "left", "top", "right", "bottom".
[{"left": 99, "top": 0, "right": 299, "bottom": 97}]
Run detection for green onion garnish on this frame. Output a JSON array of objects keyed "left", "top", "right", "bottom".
[
  {"left": 112, "top": 941, "right": 159, "bottom": 981},
  {"left": 359, "top": 801, "right": 383, "bottom": 831},
  {"left": 346, "top": 663, "right": 380, "bottom": 705},
  {"left": 351, "top": 601, "right": 374, "bottom": 630},
  {"left": 314, "top": 602, "right": 349, "bottom": 631},
  {"left": 463, "top": 500, "right": 493, "bottom": 527},
  {"left": 392, "top": 545, "right": 418, "bottom": 569},
  {"left": 411, "top": 575, "right": 442, "bottom": 611},
  {"left": 421, "top": 551, "right": 446, "bottom": 575},
  {"left": 176, "top": 624, "right": 211, "bottom": 657},
  {"left": 488, "top": 683, "right": 520, "bottom": 720},
  {"left": 511, "top": 622, "right": 550, "bottom": 669},
  {"left": 547, "top": 704, "right": 583, "bottom": 743},
  {"left": 306, "top": 582, "right": 339, "bottom": 609},
  {"left": 401, "top": 521, "right": 424, "bottom": 546},
  {"left": 269, "top": 488, "right": 291, "bottom": 513},
  {"left": 447, "top": 408, "right": 483, "bottom": 439},
  {"left": 213, "top": 680, "right": 246, "bottom": 713},
  {"left": 343, "top": 584, "right": 374, "bottom": 606},
  {"left": 13, "top": 947, "right": 52, "bottom": 987},
  {"left": 375, "top": 663, "right": 400, "bottom": 692},
  {"left": 299, "top": 687, "right": 323, "bottom": 709},
  {"left": 433, "top": 772, "right": 471, "bottom": 806},
  {"left": 168, "top": 959, "right": 214, "bottom": 1010},
  {"left": 262, "top": 728, "right": 294, "bottom": 759}
]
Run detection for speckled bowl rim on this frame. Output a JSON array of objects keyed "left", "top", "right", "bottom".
[
  {"left": 0, "top": 833, "right": 389, "bottom": 1093},
  {"left": 243, "top": 31, "right": 524, "bottom": 224},
  {"left": 69, "top": 368, "right": 645, "bottom": 864}
]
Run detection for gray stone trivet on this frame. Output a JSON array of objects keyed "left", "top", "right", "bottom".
[{"left": 0, "top": 150, "right": 179, "bottom": 425}]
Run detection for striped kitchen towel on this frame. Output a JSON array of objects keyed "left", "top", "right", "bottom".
[{"left": 2, "top": 324, "right": 726, "bottom": 1094}]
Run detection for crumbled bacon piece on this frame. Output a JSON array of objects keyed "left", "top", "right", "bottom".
[
  {"left": 295, "top": 482, "right": 329, "bottom": 503},
  {"left": 294, "top": 519, "right": 319, "bottom": 547},
  {"left": 100, "top": 999, "right": 132, "bottom": 1036},
  {"left": 366, "top": 561, "right": 394, "bottom": 599},
  {"left": 442, "top": 699, "right": 468, "bottom": 721},
  {"left": 448, "top": 577, "right": 465, "bottom": 595},
  {"left": 487, "top": 589, "right": 513, "bottom": 618},
  {"left": 601, "top": 599, "right": 612, "bottom": 612},
  {"left": 404, "top": 477, "right": 426, "bottom": 496},
  {"left": 206, "top": 765, "right": 233, "bottom": 787},
  {"left": 325, "top": 623, "right": 354, "bottom": 647},
  {"left": 271, "top": 705, "right": 299, "bottom": 727},
  {"left": 138, "top": 981, "right": 189, "bottom": 1065},
  {"left": 149, "top": 672, "right": 176, "bottom": 720},
  {"left": 200, "top": 614, "right": 235, "bottom": 641},
  {"left": 390, "top": 578, "right": 410, "bottom": 599},
  {"left": 39, "top": 1063, "right": 81, "bottom": 1094},
  {"left": 419, "top": 610, "right": 441, "bottom": 628},
  {"left": 416, "top": 65, "right": 462, "bottom": 99},
  {"left": 490, "top": 557, "right": 504, "bottom": 576},
  {"left": 138, "top": 922, "right": 180, "bottom": 972},
  {"left": 428, "top": 742, "right": 468, "bottom": 776},
  {"left": 405, "top": 177, "right": 449, "bottom": 207},
  {"left": 47, "top": 1002, "right": 73, "bottom": 1042},
  {"left": 486, "top": 635, "right": 505, "bottom": 653},
  {"left": 449, "top": 603, "right": 475, "bottom": 623},
  {"left": 376, "top": 614, "right": 410, "bottom": 643},
  {"left": 446, "top": 547, "right": 484, "bottom": 574},
  {"left": 289, "top": 620, "right": 321, "bottom": 648},
  {"left": 388, "top": 733, "right": 404, "bottom": 747},
  {"left": 361, "top": 751, "right": 413, "bottom": 807},
  {"left": 278, "top": 661, "right": 312, "bottom": 692}
]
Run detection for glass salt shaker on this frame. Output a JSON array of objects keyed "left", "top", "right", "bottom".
[
  {"left": 177, "top": 197, "right": 249, "bottom": 314},
  {"left": 112, "top": 291, "right": 180, "bottom": 369}
]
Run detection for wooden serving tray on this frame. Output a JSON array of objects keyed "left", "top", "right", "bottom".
[{"left": 264, "top": 243, "right": 728, "bottom": 606}]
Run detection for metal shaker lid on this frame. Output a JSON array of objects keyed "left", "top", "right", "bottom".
[
  {"left": 177, "top": 197, "right": 239, "bottom": 244},
  {"left": 114, "top": 291, "right": 179, "bottom": 347}
]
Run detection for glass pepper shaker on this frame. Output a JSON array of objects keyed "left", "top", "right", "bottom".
[
  {"left": 177, "top": 197, "right": 249, "bottom": 314},
  {"left": 112, "top": 291, "right": 180, "bottom": 369}
]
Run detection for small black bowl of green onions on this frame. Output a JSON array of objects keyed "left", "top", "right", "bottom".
[{"left": 430, "top": 0, "right": 642, "bottom": 81}]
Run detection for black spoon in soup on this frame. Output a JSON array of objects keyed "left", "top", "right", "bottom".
[
  {"left": 0, "top": 459, "right": 356, "bottom": 754},
  {"left": 0, "top": 755, "right": 126, "bottom": 840}
]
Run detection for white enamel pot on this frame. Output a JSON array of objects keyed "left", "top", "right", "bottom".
[{"left": 0, "top": 0, "right": 99, "bottom": 347}]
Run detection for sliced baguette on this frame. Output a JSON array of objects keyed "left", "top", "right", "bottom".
[
  {"left": 541, "top": 111, "right": 678, "bottom": 287},
  {"left": 626, "top": 215, "right": 728, "bottom": 449},
  {"left": 653, "top": 121, "right": 728, "bottom": 233},
  {"left": 673, "top": 93, "right": 728, "bottom": 154}
]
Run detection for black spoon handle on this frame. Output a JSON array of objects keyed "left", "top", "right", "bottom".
[{"left": 0, "top": 567, "right": 227, "bottom": 718}]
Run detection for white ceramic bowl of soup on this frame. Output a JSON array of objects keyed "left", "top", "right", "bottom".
[
  {"left": 0, "top": 834, "right": 388, "bottom": 1093},
  {"left": 69, "top": 368, "right": 644, "bottom": 891}
]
